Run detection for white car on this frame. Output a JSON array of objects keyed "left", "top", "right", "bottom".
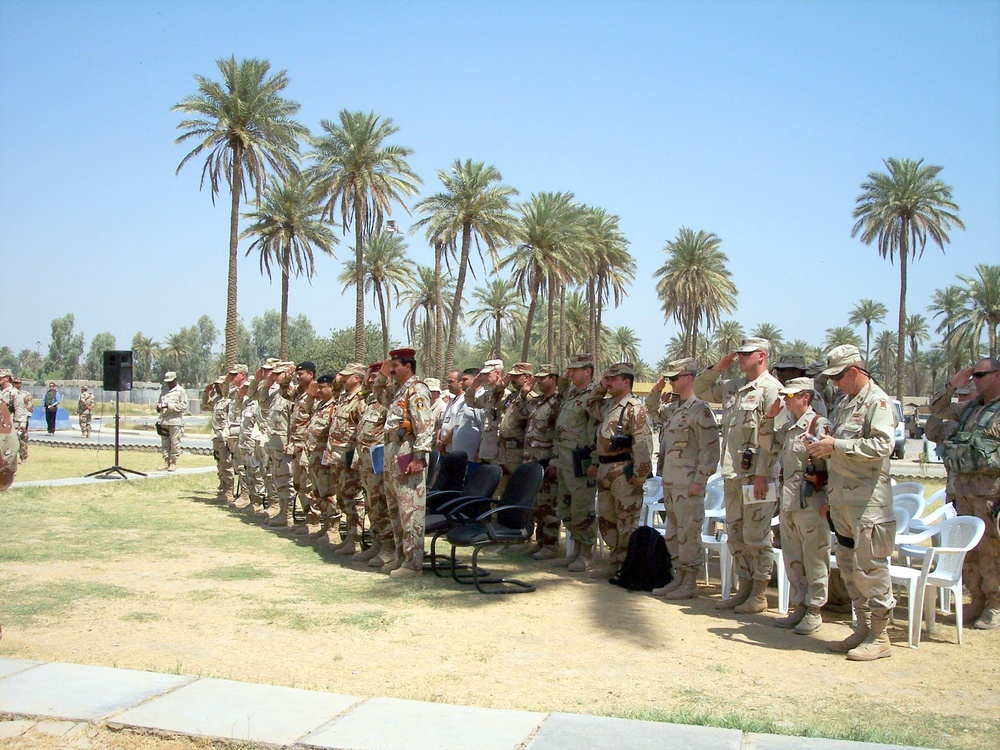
[{"left": 890, "top": 399, "right": 905, "bottom": 459}]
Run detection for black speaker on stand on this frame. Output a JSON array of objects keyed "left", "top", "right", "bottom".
[{"left": 87, "top": 350, "right": 146, "bottom": 480}]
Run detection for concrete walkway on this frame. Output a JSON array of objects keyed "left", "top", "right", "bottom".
[{"left": 0, "top": 658, "right": 935, "bottom": 749}]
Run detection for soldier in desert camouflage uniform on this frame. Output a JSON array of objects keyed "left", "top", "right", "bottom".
[
  {"left": 155, "top": 372, "right": 187, "bottom": 473},
  {"left": 523, "top": 364, "right": 561, "bottom": 559},
  {"left": 496, "top": 362, "right": 535, "bottom": 496},
  {"left": 77, "top": 385, "right": 95, "bottom": 438},
  {"left": 263, "top": 364, "right": 294, "bottom": 527},
  {"left": 305, "top": 374, "right": 338, "bottom": 541},
  {"left": 220, "top": 365, "right": 249, "bottom": 502},
  {"left": 466, "top": 359, "right": 505, "bottom": 464},
  {"left": 694, "top": 337, "right": 781, "bottom": 614},
  {"left": 236, "top": 381, "right": 268, "bottom": 514},
  {"left": 647, "top": 358, "right": 720, "bottom": 600},
  {"left": 808, "top": 345, "right": 896, "bottom": 661},
  {"left": 283, "top": 362, "right": 316, "bottom": 534},
  {"left": 0, "top": 371, "right": 28, "bottom": 465},
  {"left": 766, "top": 377, "right": 831, "bottom": 634},
  {"left": 326, "top": 362, "right": 367, "bottom": 556},
  {"left": 586, "top": 362, "right": 654, "bottom": 578},
  {"left": 355, "top": 362, "right": 391, "bottom": 567},
  {"left": 374, "top": 348, "right": 434, "bottom": 578},
  {"left": 11, "top": 378, "right": 30, "bottom": 461}
]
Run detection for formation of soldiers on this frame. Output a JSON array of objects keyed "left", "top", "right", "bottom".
[{"left": 0, "top": 369, "right": 30, "bottom": 468}]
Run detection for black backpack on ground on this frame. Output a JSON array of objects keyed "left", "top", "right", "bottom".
[{"left": 610, "top": 526, "right": 672, "bottom": 591}]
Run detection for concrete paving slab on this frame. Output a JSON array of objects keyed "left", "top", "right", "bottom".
[
  {"left": 0, "top": 720, "right": 36, "bottom": 739},
  {"left": 745, "top": 733, "right": 938, "bottom": 750},
  {"left": 0, "top": 659, "right": 41, "bottom": 679},
  {"left": 0, "top": 661, "right": 192, "bottom": 721},
  {"left": 527, "top": 712, "right": 743, "bottom": 750},
  {"left": 302, "top": 697, "right": 545, "bottom": 750},
  {"left": 111, "top": 677, "right": 358, "bottom": 746},
  {"left": 33, "top": 719, "right": 83, "bottom": 736}
]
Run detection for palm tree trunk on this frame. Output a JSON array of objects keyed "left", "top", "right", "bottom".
[
  {"left": 494, "top": 314, "right": 502, "bottom": 357},
  {"left": 895, "top": 227, "right": 909, "bottom": 401},
  {"left": 434, "top": 240, "right": 444, "bottom": 376},
  {"left": 354, "top": 199, "right": 367, "bottom": 362},
  {"left": 225, "top": 145, "right": 243, "bottom": 369},
  {"left": 521, "top": 276, "right": 541, "bottom": 362},
  {"left": 446, "top": 225, "right": 472, "bottom": 372},
  {"left": 546, "top": 273, "right": 555, "bottom": 363},
  {"left": 280, "top": 261, "right": 290, "bottom": 360},
  {"left": 587, "top": 279, "right": 597, "bottom": 362},
  {"left": 376, "top": 284, "right": 389, "bottom": 358},
  {"left": 558, "top": 284, "right": 566, "bottom": 367},
  {"left": 865, "top": 321, "right": 872, "bottom": 364}
]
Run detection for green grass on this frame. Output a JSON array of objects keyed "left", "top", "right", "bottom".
[
  {"left": 13, "top": 444, "right": 214, "bottom": 482},
  {"left": 1, "top": 581, "right": 133, "bottom": 627},
  {"left": 195, "top": 564, "right": 274, "bottom": 581},
  {"left": 336, "top": 609, "right": 397, "bottom": 631}
]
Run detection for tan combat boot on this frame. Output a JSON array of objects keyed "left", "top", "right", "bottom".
[
  {"left": 847, "top": 613, "right": 892, "bottom": 660},
  {"left": 370, "top": 548, "right": 394, "bottom": 568},
  {"left": 794, "top": 607, "right": 823, "bottom": 635},
  {"left": 334, "top": 535, "right": 358, "bottom": 556},
  {"left": 974, "top": 599, "right": 1000, "bottom": 630},
  {"left": 389, "top": 566, "right": 422, "bottom": 579},
  {"left": 307, "top": 520, "right": 331, "bottom": 541},
  {"left": 532, "top": 546, "right": 557, "bottom": 561},
  {"left": 353, "top": 540, "right": 382, "bottom": 562},
  {"left": 734, "top": 579, "right": 769, "bottom": 614},
  {"left": 964, "top": 591, "right": 987, "bottom": 624},
  {"left": 167, "top": 462, "right": 176, "bottom": 473},
  {"left": 828, "top": 605, "right": 871, "bottom": 653},
  {"left": 716, "top": 577, "right": 754, "bottom": 610},
  {"left": 380, "top": 551, "right": 403, "bottom": 575},
  {"left": 551, "top": 546, "right": 581, "bottom": 569},
  {"left": 651, "top": 563, "right": 684, "bottom": 597},
  {"left": 664, "top": 569, "right": 701, "bottom": 600},
  {"left": 774, "top": 604, "right": 807, "bottom": 629},
  {"left": 267, "top": 499, "right": 290, "bottom": 527},
  {"left": 567, "top": 545, "right": 593, "bottom": 572}
]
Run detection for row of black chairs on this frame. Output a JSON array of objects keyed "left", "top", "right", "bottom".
[{"left": 422, "top": 451, "right": 544, "bottom": 595}]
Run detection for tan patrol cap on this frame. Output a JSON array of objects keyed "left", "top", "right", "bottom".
[
  {"left": 424, "top": 377, "right": 442, "bottom": 392},
  {"left": 338, "top": 362, "right": 367, "bottom": 378},
  {"left": 821, "top": 345, "right": 866, "bottom": 377},
  {"left": 508, "top": 362, "right": 533, "bottom": 376},
  {"left": 604, "top": 362, "right": 635, "bottom": 378},
  {"left": 163, "top": 371, "right": 178, "bottom": 382},
  {"left": 228, "top": 364, "right": 249, "bottom": 376},
  {"left": 779, "top": 377, "right": 814, "bottom": 396},
  {"left": 663, "top": 358, "right": 697, "bottom": 378},
  {"left": 567, "top": 353, "right": 594, "bottom": 369},
  {"left": 0, "top": 368, "right": 12, "bottom": 379},
  {"left": 534, "top": 364, "right": 557, "bottom": 377},
  {"left": 734, "top": 337, "right": 770, "bottom": 354},
  {"left": 480, "top": 359, "right": 504, "bottom": 374}
]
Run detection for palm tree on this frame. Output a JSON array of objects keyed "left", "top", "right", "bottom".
[
  {"left": 467, "top": 278, "right": 526, "bottom": 358},
  {"left": 852, "top": 157, "right": 964, "bottom": 400},
  {"left": 871, "top": 329, "right": 898, "bottom": 392},
  {"left": 905, "top": 314, "right": 930, "bottom": 395},
  {"left": 751, "top": 323, "right": 784, "bottom": 352},
  {"left": 949, "top": 264, "right": 1000, "bottom": 358},
  {"left": 824, "top": 326, "right": 863, "bottom": 350},
  {"left": 654, "top": 228, "right": 737, "bottom": 359},
  {"left": 338, "top": 231, "right": 417, "bottom": 358},
  {"left": 130, "top": 333, "right": 159, "bottom": 382},
  {"left": 160, "top": 333, "right": 190, "bottom": 374},
  {"left": 610, "top": 327, "right": 640, "bottom": 364},
  {"left": 928, "top": 284, "right": 968, "bottom": 370},
  {"left": 558, "top": 289, "right": 591, "bottom": 363},
  {"left": 582, "top": 207, "right": 633, "bottom": 367},
  {"left": 308, "top": 111, "right": 421, "bottom": 361},
  {"left": 848, "top": 298, "right": 888, "bottom": 363},
  {"left": 502, "top": 192, "right": 583, "bottom": 362},
  {"left": 413, "top": 160, "right": 519, "bottom": 370},
  {"left": 402, "top": 265, "right": 454, "bottom": 374},
  {"left": 713, "top": 320, "right": 746, "bottom": 357},
  {"left": 242, "top": 173, "right": 337, "bottom": 359},
  {"left": 173, "top": 57, "right": 307, "bottom": 367}
]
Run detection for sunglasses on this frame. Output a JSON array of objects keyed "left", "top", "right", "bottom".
[
  {"left": 830, "top": 369, "right": 851, "bottom": 381},
  {"left": 972, "top": 369, "right": 999, "bottom": 379}
]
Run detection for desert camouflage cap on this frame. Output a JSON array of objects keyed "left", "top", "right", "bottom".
[
  {"left": 479, "top": 359, "right": 504, "bottom": 374},
  {"left": 508, "top": 362, "right": 533, "bottom": 376},
  {"left": 534, "top": 364, "right": 557, "bottom": 377},
  {"left": 567, "top": 353, "right": 594, "bottom": 369},
  {"left": 779, "top": 377, "right": 814, "bottom": 396},
  {"left": 163, "top": 371, "right": 178, "bottom": 382},
  {"left": 774, "top": 352, "right": 807, "bottom": 370},
  {"left": 663, "top": 358, "right": 697, "bottom": 378},
  {"left": 424, "top": 377, "right": 442, "bottom": 392},
  {"left": 734, "top": 337, "right": 770, "bottom": 354},
  {"left": 821, "top": 344, "right": 866, "bottom": 377},
  {"left": 0, "top": 369, "right": 12, "bottom": 379},
  {"left": 604, "top": 362, "right": 635, "bottom": 378},
  {"left": 228, "top": 364, "right": 249, "bottom": 376},
  {"left": 338, "top": 362, "right": 367, "bottom": 378}
]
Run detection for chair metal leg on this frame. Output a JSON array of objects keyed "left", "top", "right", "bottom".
[{"left": 471, "top": 545, "right": 535, "bottom": 595}]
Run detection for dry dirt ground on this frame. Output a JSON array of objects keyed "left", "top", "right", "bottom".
[{"left": 1, "top": 473, "right": 997, "bottom": 750}]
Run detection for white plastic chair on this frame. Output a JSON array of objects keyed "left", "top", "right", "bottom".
[
  {"left": 890, "top": 516, "right": 986, "bottom": 647},
  {"left": 639, "top": 476, "right": 666, "bottom": 532},
  {"left": 701, "top": 485, "right": 732, "bottom": 599},
  {"left": 892, "top": 481, "right": 925, "bottom": 498},
  {"left": 893, "top": 492, "right": 926, "bottom": 527},
  {"left": 770, "top": 515, "right": 789, "bottom": 614},
  {"left": 899, "top": 503, "right": 958, "bottom": 609}
]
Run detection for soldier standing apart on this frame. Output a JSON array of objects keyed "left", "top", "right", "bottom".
[
  {"left": 77, "top": 385, "right": 95, "bottom": 438},
  {"left": 930, "top": 358, "right": 1000, "bottom": 630},
  {"left": 304, "top": 375, "right": 338, "bottom": 541},
  {"left": 466, "top": 359, "right": 505, "bottom": 464},
  {"left": 155, "top": 372, "right": 187, "bottom": 472},
  {"left": 355, "top": 363, "right": 392, "bottom": 567},
  {"left": 374, "top": 348, "right": 434, "bottom": 578},
  {"left": 12, "top": 377, "right": 31, "bottom": 461},
  {"left": 551, "top": 354, "right": 598, "bottom": 572},
  {"left": 694, "top": 337, "right": 781, "bottom": 614},
  {"left": 523, "top": 365, "right": 561, "bottom": 559},
  {"left": 43, "top": 381, "right": 60, "bottom": 435},
  {"left": 647, "top": 358, "right": 720, "bottom": 600},
  {"left": 586, "top": 362, "right": 653, "bottom": 579},
  {"left": 807, "top": 345, "right": 896, "bottom": 660},
  {"left": 765, "top": 377, "right": 831, "bottom": 634},
  {"left": 496, "top": 362, "right": 535, "bottom": 496},
  {"left": 327, "top": 363, "right": 367, "bottom": 556}
]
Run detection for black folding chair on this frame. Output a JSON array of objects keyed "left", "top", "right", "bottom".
[{"left": 425, "top": 464, "right": 503, "bottom": 573}]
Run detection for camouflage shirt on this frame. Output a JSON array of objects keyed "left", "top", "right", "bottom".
[
  {"left": 374, "top": 374, "right": 435, "bottom": 460},
  {"left": 356, "top": 391, "right": 387, "bottom": 449},
  {"left": 78, "top": 391, "right": 95, "bottom": 414},
  {"left": 586, "top": 386, "right": 654, "bottom": 480},
  {"left": 328, "top": 387, "right": 364, "bottom": 450},
  {"left": 653, "top": 393, "right": 720, "bottom": 488},
  {"left": 305, "top": 397, "right": 336, "bottom": 454},
  {"left": 775, "top": 407, "right": 832, "bottom": 512},
  {"left": 157, "top": 384, "right": 187, "bottom": 427},
  {"left": 827, "top": 379, "right": 894, "bottom": 514},
  {"left": 523, "top": 391, "right": 559, "bottom": 463},
  {"left": 466, "top": 382, "right": 506, "bottom": 461},
  {"left": 551, "top": 381, "right": 597, "bottom": 473},
  {"left": 930, "top": 384, "right": 1000, "bottom": 497},
  {"left": 284, "top": 383, "right": 315, "bottom": 453},
  {"left": 498, "top": 388, "right": 534, "bottom": 464}
]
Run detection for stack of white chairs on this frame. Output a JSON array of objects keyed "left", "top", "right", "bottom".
[{"left": 701, "top": 484, "right": 732, "bottom": 599}]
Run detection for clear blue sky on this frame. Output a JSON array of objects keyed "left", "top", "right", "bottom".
[{"left": 2, "top": 0, "right": 998, "bottom": 367}]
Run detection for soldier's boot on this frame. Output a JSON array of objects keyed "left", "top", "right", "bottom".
[
  {"left": 551, "top": 546, "right": 582, "bottom": 569},
  {"left": 221, "top": 490, "right": 235, "bottom": 505},
  {"left": 664, "top": 569, "right": 701, "bottom": 600},
  {"left": 249, "top": 500, "right": 266, "bottom": 516},
  {"left": 827, "top": 605, "right": 871, "bottom": 653},
  {"left": 370, "top": 548, "right": 394, "bottom": 568},
  {"left": 973, "top": 598, "right": 1000, "bottom": 630},
  {"left": 329, "top": 523, "right": 355, "bottom": 551},
  {"left": 716, "top": 577, "right": 754, "bottom": 610},
  {"left": 734, "top": 579, "right": 769, "bottom": 614},
  {"left": 307, "top": 521, "right": 331, "bottom": 541},
  {"left": 334, "top": 536, "right": 358, "bottom": 556},
  {"left": 794, "top": 607, "right": 824, "bottom": 635},
  {"left": 157, "top": 460, "right": 170, "bottom": 471},
  {"left": 380, "top": 551, "right": 403, "bottom": 575},
  {"left": 963, "top": 591, "right": 987, "bottom": 624},
  {"left": 532, "top": 546, "right": 558, "bottom": 561},
  {"left": 846, "top": 613, "right": 892, "bottom": 661},
  {"left": 567, "top": 546, "right": 593, "bottom": 573},
  {"left": 774, "top": 604, "right": 807, "bottom": 629},
  {"left": 389, "top": 566, "right": 422, "bottom": 579},
  {"left": 353, "top": 540, "right": 381, "bottom": 562},
  {"left": 267, "top": 500, "right": 291, "bottom": 527},
  {"left": 166, "top": 462, "right": 176, "bottom": 473},
  {"left": 651, "top": 563, "right": 685, "bottom": 597}
]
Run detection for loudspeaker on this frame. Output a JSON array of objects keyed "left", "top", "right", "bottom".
[{"left": 102, "top": 350, "right": 134, "bottom": 392}]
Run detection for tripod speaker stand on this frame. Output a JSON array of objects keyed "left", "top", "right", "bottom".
[{"left": 86, "top": 350, "right": 146, "bottom": 480}]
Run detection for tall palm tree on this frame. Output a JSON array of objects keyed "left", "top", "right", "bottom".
[
  {"left": 824, "top": 326, "right": 863, "bottom": 350},
  {"left": 713, "top": 320, "right": 746, "bottom": 357},
  {"left": 583, "top": 207, "right": 633, "bottom": 368},
  {"left": 905, "top": 314, "right": 930, "bottom": 396},
  {"left": 848, "top": 298, "right": 888, "bottom": 363},
  {"left": 610, "top": 327, "right": 641, "bottom": 364},
  {"left": 130, "top": 333, "right": 159, "bottom": 383},
  {"left": 413, "top": 160, "right": 519, "bottom": 370},
  {"left": 402, "top": 265, "right": 454, "bottom": 374},
  {"left": 949, "top": 264, "right": 1000, "bottom": 358},
  {"left": 852, "top": 157, "right": 964, "bottom": 400},
  {"left": 654, "top": 228, "right": 737, "bottom": 359},
  {"left": 160, "top": 333, "right": 189, "bottom": 374},
  {"left": 871, "top": 329, "right": 898, "bottom": 392},
  {"left": 558, "top": 289, "right": 591, "bottom": 363},
  {"left": 338, "top": 231, "right": 417, "bottom": 358},
  {"left": 242, "top": 173, "right": 337, "bottom": 359},
  {"left": 173, "top": 57, "right": 307, "bottom": 367},
  {"left": 501, "top": 192, "right": 583, "bottom": 362},
  {"left": 468, "top": 278, "right": 526, "bottom": 358},
  {"left": 751, "top": 322, "right": 784, "bottom": 352},
  {"left": 928, "top": 284, "right": 968, "bottom": 370},
  {"left": 308, "top": 110, "right": 421, "bottom": 361}
]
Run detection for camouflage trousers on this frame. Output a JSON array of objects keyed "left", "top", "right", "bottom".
[
  {"left": 307, "top": 449, "right": 336, "bottom": 517},
  {"left": 596, "top": 463, "right": 643, "bottom": 566},
  {"left": 79, "top": 412, "right": 92, "bottom": 438},
  {"left": 384, "top": 443, "right": 427, "bottom": 571},
  {"left": 239, "top": 443, "right": 267, "bottom": 505},
  {"left": 830, "top": 503, "right": 896, "bottom": 615},
  {"left": 290, "top": 448, "right": 314, "bottom": 514},
  {"left": 358, "top": 446, "right": 391, "bottom": 546},
  {"left": 330, "top": 448, "right": 364, "bottom": 541},
  {"left": 219, "top": 438, "right": 237, "bottom": 493},
  {"left": 267, "top": 447, "right": 292, "bottom": 504},
  {"left": 556, "top": 466, "right": 596, "bottom": 547},
  {"left": 17, "top": 423, "right": 28, "bottom": 461},
  {"left": 160, "top": 425, "right": 184, "bottom": 464},
  {"left": 532, "top": 466, "right": 561, "bottom": 547},
  {"left": 723, "top": 477, "right": 775, "bottom": 582},
  {"left": 779, "top": 507, "right": 830, "bottom": 609},
  {"left": 663, "top": 485, "right": 705, "bottom": 572},
  {"left": 955, "top": 490, "right": 1000, "bottom": 605},
  {"left": 497, "top": 447, "right": 525, "bottom": 497}
]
